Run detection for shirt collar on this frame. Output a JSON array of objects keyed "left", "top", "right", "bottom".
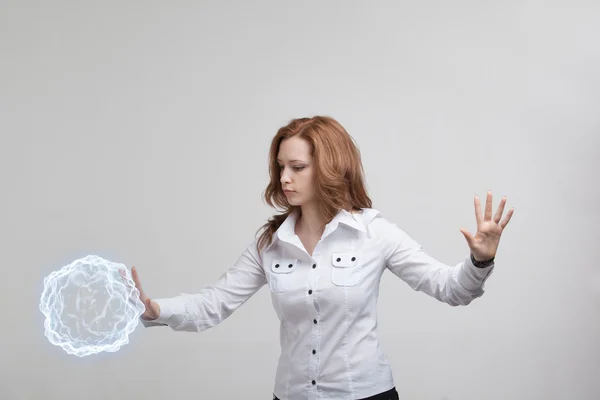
[{"left": 265, "top": 208, "right": 376, "bottom": 251}]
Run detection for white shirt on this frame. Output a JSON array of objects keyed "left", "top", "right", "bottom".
[{"left": 142, "top": 208, "right": 494, "bottom": 399}]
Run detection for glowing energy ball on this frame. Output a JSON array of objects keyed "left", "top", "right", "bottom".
[{"left": 39, "top": 255, "right": 145, "bottom": 357}]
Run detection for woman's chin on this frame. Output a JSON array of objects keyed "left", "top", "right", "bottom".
[{"left": 287, "top": 197, "right": 303, "bottom": 206}]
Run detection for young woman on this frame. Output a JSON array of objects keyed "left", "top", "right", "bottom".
[{"left": 131, "top": 116, "right": 514, "bottom": 400}]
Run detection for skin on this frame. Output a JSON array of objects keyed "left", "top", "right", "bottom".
[
  {"left": 128, "top": 136, "right": 514, "bottom": 320},
  {"left": 131, "top": 267, "right": 159, "bottom": 320},
  {"left": 277, "top": 136, "right": 326, "bottom": 256},
  {"left": 461, "top": 190, "right": 515, "bottom": 261}
]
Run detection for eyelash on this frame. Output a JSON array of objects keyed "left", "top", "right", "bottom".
[{"left": 279, "top": 165, "right": 305, "bottom": 171}]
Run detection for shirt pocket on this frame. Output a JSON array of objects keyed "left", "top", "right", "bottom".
[
  {"left": 331, "top": 251, "right": 362, "bottom": 286},
  {"left": 269, "top": 258, "right": 299, "bottom": 293}
]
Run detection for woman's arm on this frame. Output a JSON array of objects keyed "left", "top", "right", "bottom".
[
  {"left": 380, "top": 217, "right": 494, "bottom": 306},
  {"left": 136, "top": 240, "right": 266, "bottom": 332},
  {"left": 379, "top": 191, "right": 512, "bottom": 306}
]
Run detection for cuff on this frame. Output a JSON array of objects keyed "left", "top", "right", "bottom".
[
  {"left": 139, "top": 297, "right": 186, "bottom": 328},
  {"left": 457, "top": 255, "right": 495, "bottom": 292}
]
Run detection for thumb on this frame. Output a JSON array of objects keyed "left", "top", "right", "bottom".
[
  {"left": 145, "top": 297, "right": 159, "bottom": 317},
  {"left": 460, "top": 228, "right": 475, "bottom": 248}
]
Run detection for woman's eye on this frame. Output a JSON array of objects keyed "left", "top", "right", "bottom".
[
  {"left": 277, "top": 165, "right": 304, "bottom": 171},
  {"left": 278, "top": 165, "right": 305, "bottom": 171}
]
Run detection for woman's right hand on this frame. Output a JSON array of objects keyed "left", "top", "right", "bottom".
[{"left": 129, "top": 266, "right": 161, "bottom": 320}]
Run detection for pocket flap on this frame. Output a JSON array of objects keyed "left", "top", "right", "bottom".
[
  {"left": 332, "top": 252, "right": 358, "bottom": 268},
  {"left": 271, "top": 259, "right": 298, "bottom": 274}
]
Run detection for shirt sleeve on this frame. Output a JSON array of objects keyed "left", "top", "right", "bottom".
[
  {"left": 376, "top": 216, "right": 494, "bottom": 306},
  {"left": 140, "top": 239, "right": 267, "bottom": 331}
]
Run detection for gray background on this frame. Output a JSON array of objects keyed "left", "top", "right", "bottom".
[{"left": 1, "top": 1, "right": 599, "bottom": 399}]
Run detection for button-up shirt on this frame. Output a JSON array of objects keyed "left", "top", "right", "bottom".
[{"left": 142, "top": 208, "right": 494, "bottom": 399}]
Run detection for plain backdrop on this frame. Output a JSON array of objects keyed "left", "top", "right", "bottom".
[{"left": 1, "top": 1, "right": 599, "bottom": 399}]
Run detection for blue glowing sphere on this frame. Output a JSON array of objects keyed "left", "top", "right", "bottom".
[{"left": 39, "top": 255, "right": 145, "bottom": 357}]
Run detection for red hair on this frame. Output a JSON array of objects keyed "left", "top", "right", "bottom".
[{"left": 256, "top": 116, "right": 372, "bottom": 251}]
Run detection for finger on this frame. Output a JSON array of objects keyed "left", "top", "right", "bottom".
[
  {"left": 131, "top": 266, "right": 147, "bottom": 299},
  {"left": 119, "top": 268, "right": 137, "bottom": 290},
  {"left": 499, "top": 207, "right": 515, "bottom": 229},
  {"left": 474, "top": 195, "right": 482, "bottom": 226},
  {"left": 131, "top": 266, "right": 142, "bottom": 290},
  {"left": 484, "top": 190, "right": 493, "bottom": 221},
  {"left": 494, "top": 196, "right": 507, "bottom": 224}
]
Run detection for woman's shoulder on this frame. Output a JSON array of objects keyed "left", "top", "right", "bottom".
[
  {"left": 359, "top": 208, "right": 407, "bottom": 238},
  {"left": 355, "top": 207, "right": 385, "bottom": 225}
]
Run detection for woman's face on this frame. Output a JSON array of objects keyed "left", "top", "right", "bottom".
[{"left": 277, "top": 136, "right": 316, "bottom": 207}]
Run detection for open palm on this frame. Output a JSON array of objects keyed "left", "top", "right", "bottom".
[
  {"left": 120, "top": 266, "right": 160, "bottom": 320},
  {"left": 460, "top": 191, "right": 514, "bottom": 261}
]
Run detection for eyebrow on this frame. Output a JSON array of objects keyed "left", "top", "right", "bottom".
[{"left": 276, "top": 159, "right": 306, "bottom": 163}]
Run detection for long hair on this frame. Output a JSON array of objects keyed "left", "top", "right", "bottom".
[{"left": 256, "top": 116, "right": 372, "bottom": 252}]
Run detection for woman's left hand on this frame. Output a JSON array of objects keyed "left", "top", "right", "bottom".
[{"left": 460, "top": 190, "right": 514, "bottom": 261}]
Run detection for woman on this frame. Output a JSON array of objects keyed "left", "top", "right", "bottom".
[{"left": 131, "top": 116, "right": 514, "bottom": 400}]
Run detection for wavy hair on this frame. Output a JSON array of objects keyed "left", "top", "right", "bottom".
[{"left": 256, "top": 116, "right": 372, "bottom": 251}]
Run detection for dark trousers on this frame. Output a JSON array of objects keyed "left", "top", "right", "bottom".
[{"left": 274, "top": 387, "right": 399, "bottom": 400}]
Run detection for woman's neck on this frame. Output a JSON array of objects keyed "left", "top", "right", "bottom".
[{"left": 297, "top": 205, "right": 326, "bottom": 235}]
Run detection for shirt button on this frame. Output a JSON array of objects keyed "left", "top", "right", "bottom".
[
  {"left": 313, "top": 319, "right": 318, "bottom": 324},
  {"left": 308, "top": 290, "right": 313, "bottom": 295},
  {"left": 312, "top": 349, "right": 316, "bottom": 354},
  {"left": 312, "top": 264, "right": 316, "bottom": 269},
  {"left": 312, "top": 380, "right": 316, "bottom": 385}
]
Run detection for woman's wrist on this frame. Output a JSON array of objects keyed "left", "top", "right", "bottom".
[{"left": 470, "top": 252, "right": 495, "bottom": 268}]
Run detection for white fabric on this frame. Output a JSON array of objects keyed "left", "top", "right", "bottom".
[{"left": 142, "top": 208, "right": 494, "bottom": 399}]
